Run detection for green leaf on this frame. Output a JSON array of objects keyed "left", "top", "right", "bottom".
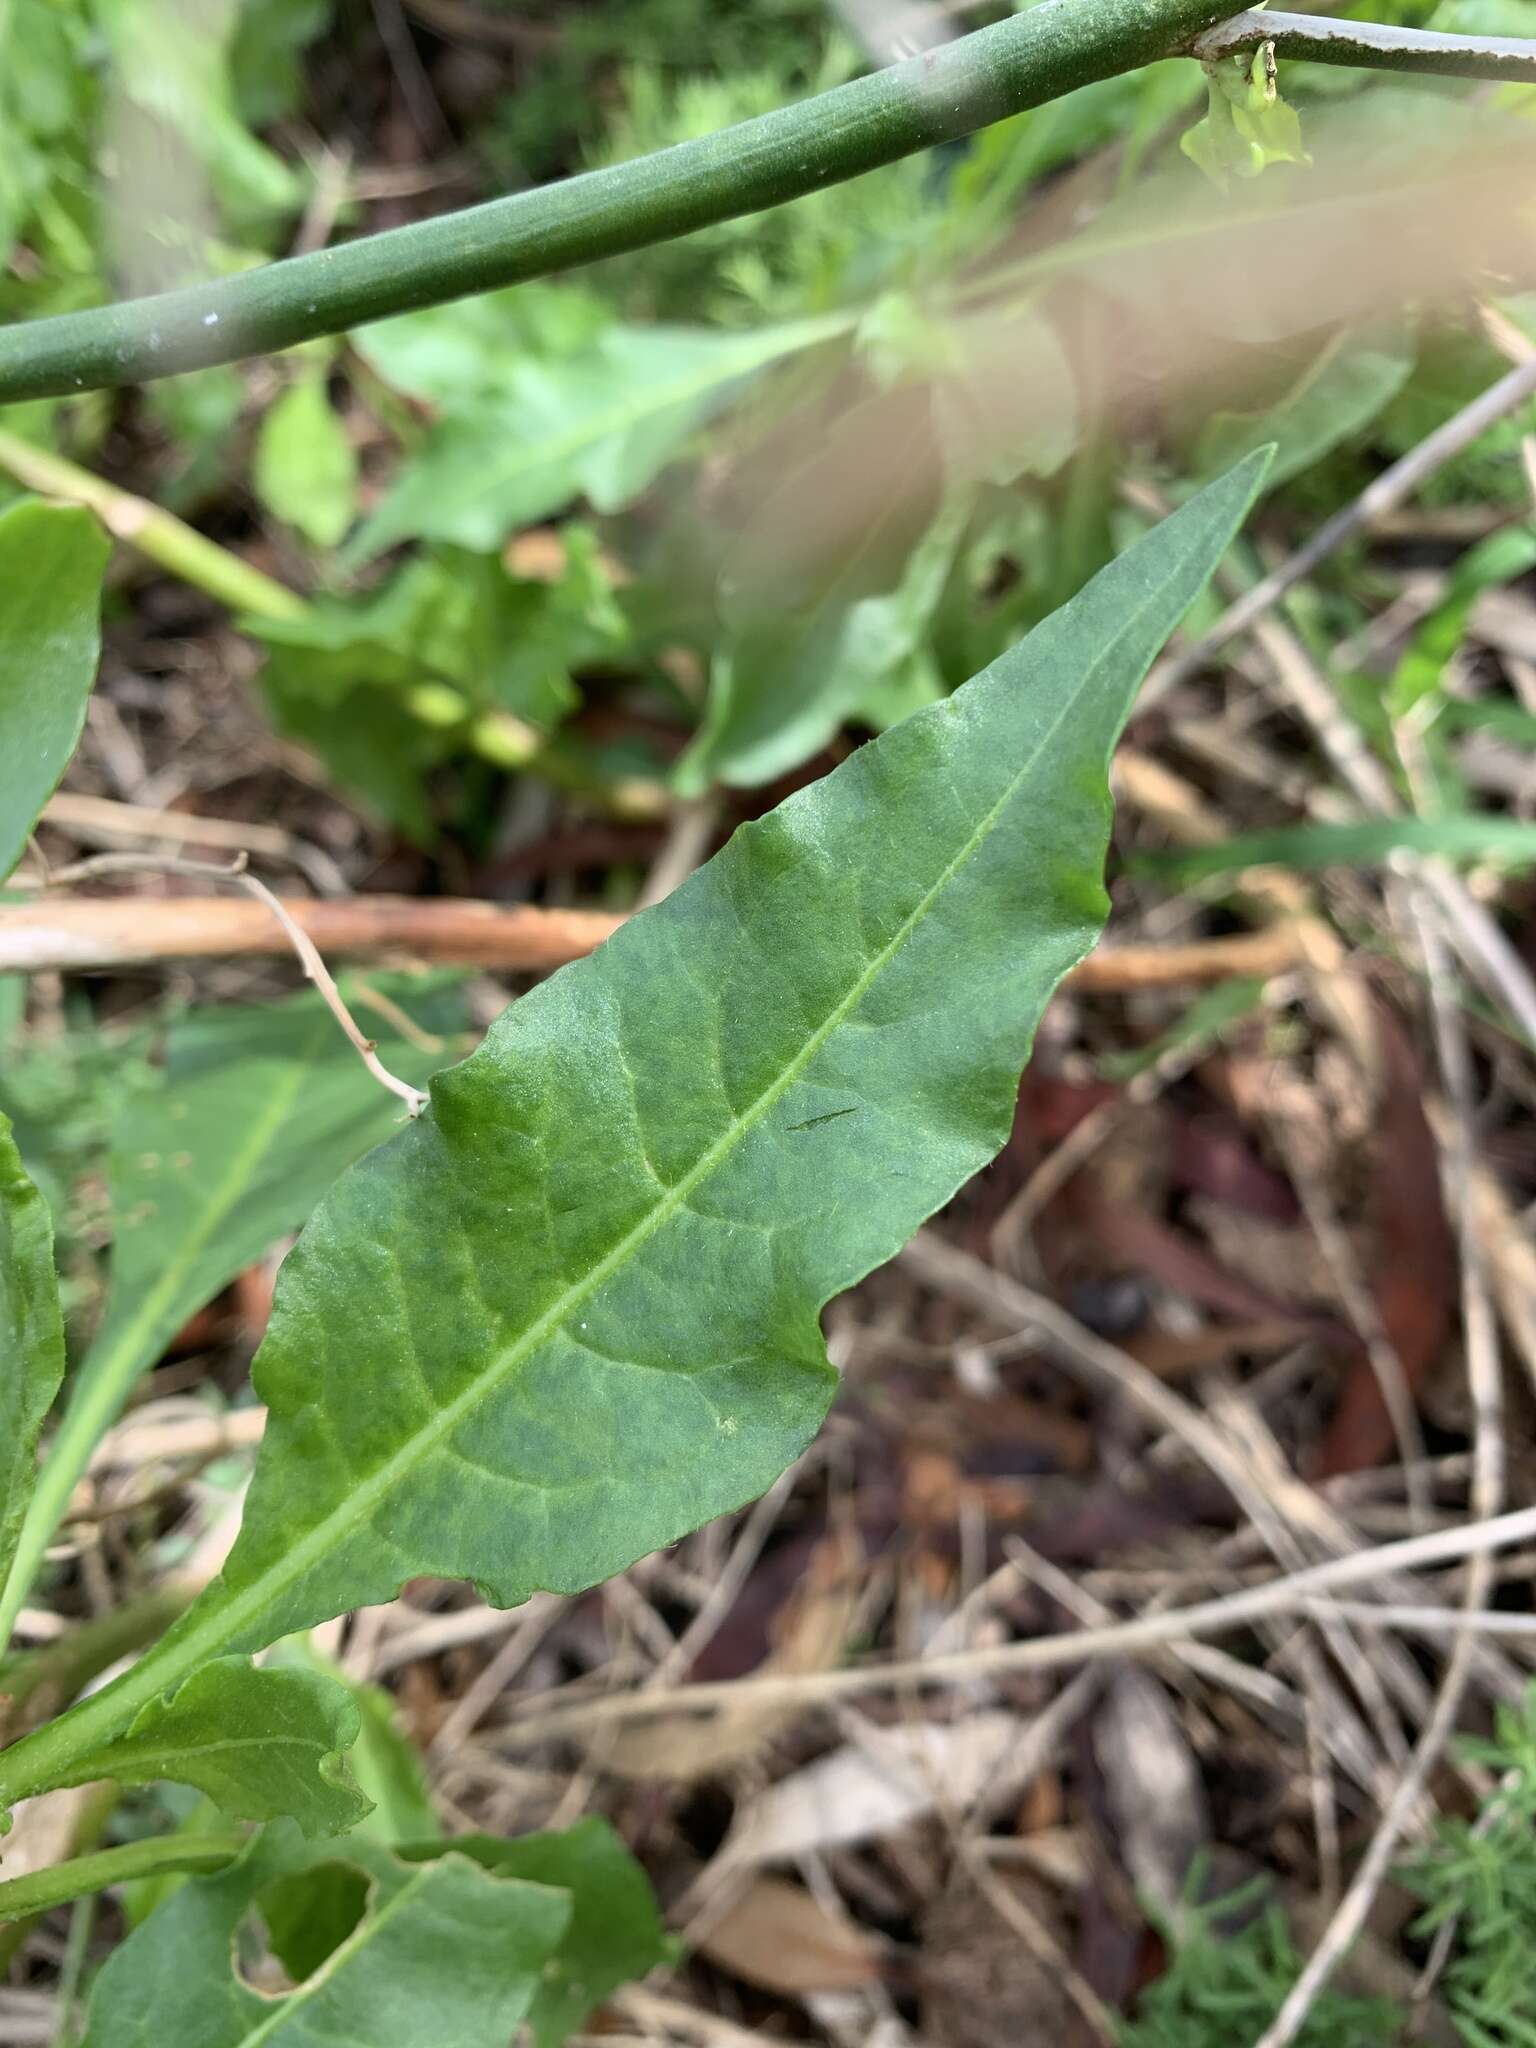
[
  {"left": 346, "top": 314, "right": 847, "bottom": 560},
  {"left": 231, "top": 0, "right": 335, "bottom": 127},
  {"left": 0, "top": 1114, "right": 64, "bottom": 1611},
  {"left": 252, "top": 542, "right": 617, "bottom": 833},
  {"left": 253, "top": 375, "right": 358, "bottom": 549},
  {"left": 82, "top": 452, "right": 1272, "bottom": 1685},
  {"left": 0, "top": 981, "right": 466, "bottom": 1650},
  {"left": 1429, "top": 0, "right": 1536, "bottom": 36},
  {"left": 78, "top": 1824, "right": 571, "bottom": 2048},
  {"left": 96, "top": 0, "right": 301, "bottom": 236},
  {"left": 1388, "top": 524, "right": 1536, "bottom": 717},
  {"left": 1180, "top": 48, "right": 1309, "bottom": 191},
  {"left": 679, "top": 495, "right": 971, "bottom": 791},
  {"left": 1098, "top": 977, "right": 1270, "bottom": 1083},
  {"left": 85, "top": 981, "right": 465, "bottom": 1421},
  {"left": 1441, "top": 695, "right": 1536, "bottom": 749},
  {"left": 274, "top": 1641, "right": 438, "bottom": 1846},
  {"left": 0, "top": 500, "right": 109, "bottom": 879},
  {"left": 1194, "top": 321, "right": 1415, "bottom": 490},
  {"left": 401, "top": 1818, "right": 671, "bottom": 2048},
  {"left": 1142, "top": 812, "right": 1536, "bottom": 880},
  {"left": 38, "top": 1657, "right": 368, "bottom": 1837},
  {"left": 352, "top": 283, "right": 612, "bottom": 405}
]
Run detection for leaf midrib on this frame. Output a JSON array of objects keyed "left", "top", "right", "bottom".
[
  {"left": 78, "top": 1731, "right": 337, "bottom": 1776},
  {"left": 234, "top": 1864, "right": 433, "bottom": 2048}
]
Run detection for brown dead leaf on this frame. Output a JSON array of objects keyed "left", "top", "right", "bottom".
[
  {"left": 1124, "top": 1318, "right": 1312, "bottom": 1380},
  {"left": 1093, "top": 1670, "right": 1207, "bottom": 1924},
  {"left": 694, "top": 1876, "right": 885, "bottom": 1995},
  {"left": 602, "top": 1529, "right": 864, "bottom": 1782},
  {"left": 1093, "top": 1201, "right": 1337, "bottom": 1333},
  {"left": 717, "top": 1708, "right": 1062, "bottom": 1870},
  {"left": 1319, "top": 1005, "right": 1454, "bottom": 1477}
]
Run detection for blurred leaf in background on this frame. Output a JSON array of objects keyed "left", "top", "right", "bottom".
[
  {"left": 253, "top": 361, "right": 358, "bottom": 549},
  {"left": 76, "top": 974, "right": 469, "bottom": 1418},
  {"left": 0, "top": 501, "right": 107, "bottom": 878}
]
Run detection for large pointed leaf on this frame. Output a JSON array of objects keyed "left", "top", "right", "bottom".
[
  {"left": 46, "top": 1658, "right": 368, "bottom": 1838},
  {"left": 103, "top": 453, "right": 1270, "bottom": 1685},
  {"left": 0, "top": 501, "right": 109, "bottom": 879},
  {"left": 78, "top": 1824, "right": 570, "bottom": 2048},
  {"left": 0, "top": 461, "right": 1271, "bottom": 1821},
  {"left": 0, "top": 1114, "right": 64, "bottom": 1609}
]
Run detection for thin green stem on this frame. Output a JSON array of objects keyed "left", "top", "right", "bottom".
[
  {"left": 0, "top": 1587, "right": 191, "bottom": 1744},
  {"left": 0, "top": 1782, "right": 118, "bottom": 1974},
  {"left": 1194, "top": 8, "right": 1536, "bottom": 80},
  {"left": 0, "top": 1832, "right": 244, "bottom": 1924},
  {"left": 0, "top": 431, "right": 305, "bottom": 621},
  {"left": 1, "top": 3, "right": 1521, "bottom": 409},
  {"left": 0, "top": 0, "right": 1235, "bottom": 403},
  {"left": 50, "top": 1891, "right": 94, "bottom": 2048}
]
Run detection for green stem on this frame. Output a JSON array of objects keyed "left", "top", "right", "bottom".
[
  {"left": 52, "top": 1891, "right": 94, "bottom": 2047},
  {"left": 0, "top": 1587, "right": 191, "bottom": 1745},
  {"left": 0, "top": 1782, "right": 118, "bottom": 1974},
  {"left": 0, "top": 431, "right": 306, "bottom": 621},
  {"left": 0, "top": 0, "right": 1236, "bottom": 403},
  {"left": 1195, "top": 7, "right": 1536, "bottom": 78},
  {"left": 0, "top": 1832, "right": 244, "bottom": 1923}
]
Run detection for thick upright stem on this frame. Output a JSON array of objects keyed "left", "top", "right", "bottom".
[{"left": 0, "top": 0, "right": 1232, "bottom": 403}]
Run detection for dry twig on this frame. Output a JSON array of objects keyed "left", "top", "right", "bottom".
[
  {"left": 1160, "top": 352, "right": 1536, "bottom": 689},
  {"left": 32, "top": 854, "right": 431, "bottom": 1115},
  {"left": 0, "top": 886, "right": 1315, "bottom": 985},
  {"left": 497, "top": 1501, "right": 1536, "bottom": 1739},
  {"left": 1253, "top": 895, "right": 1506, "bottom": 2048}
]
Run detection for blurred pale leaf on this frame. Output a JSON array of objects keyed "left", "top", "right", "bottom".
[
  {"left": 0, "top": 501, "right": 108, "bottom": 880},
  {"left": 0, "top": 1116, "right": 64, "bottom": 1604},
  {"left": 254, "top": 375, "right": 358, "bottom": 549}
]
